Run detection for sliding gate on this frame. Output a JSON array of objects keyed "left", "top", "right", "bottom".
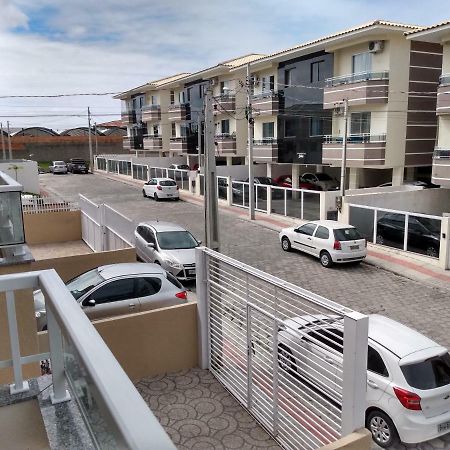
[{"left": 196, "top": 248, "right": 368, "bottom": 450}]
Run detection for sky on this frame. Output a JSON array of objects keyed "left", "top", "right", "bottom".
[{"left": 0, "top": 0, "right": 448, "bottom": 131}]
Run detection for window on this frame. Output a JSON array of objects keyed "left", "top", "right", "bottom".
[
  {"left": 187, "top": 87, "right": 192, "bottom": 102},
  {"left": 310, "top": 117, "right": 323, "bottom": 137},
  {"left": 284, "top": 68, "right": 294, "bottom": 88},
  {"left": 220, "top": 80, "right": 230, "bottom": 95},
  {"left": 151, "top": 95, "right": 157, "bottom": 105},
  {"left": 367, "top": 346, "right": 389, "bottom": 377},
  {"left": 170, "top": 90, "right": 175, "bottom": 105},
  {"left": 285, "top": 119, "right": 296, "bottom": 137},
  {"left": 157, "top": 231, "right": 198, "bottom": 250},
  {"left": 171, "top": 123, "right": 176, "bottom": 137},
  {"left": 350, "top": 112, "right": 371, "bottom": 135},
  {"left": 88, "top": 278, "right": 135, "bottom": 304},
  {"left": 153, "top": 124, "right": 159, "bottom": 135},
  {"left": 66, "top": 268, "right": 104, "bottom": 300},
  {"left": 352, "top": 52, "right": 372, "bottom": 74},
  {"left": 315, "top": 226, "right": 329, "bottom": 240},
  {"left": 296, "top": 223, "right": 317, "bottom": 236},
  {"left": 180, "top": 124, "right": 189, "bottom": 137},
  {"left": 159, "top": 180, "right": 176, "bottom": 187},
  {"left": 311, "top": 60, "right": 325, "bottom": 82},
  {"left": 334, "top": 228, "right": 362, "bottom": 241},
  {"left": 262, "top": 122, "right": 274, "bottom": 139},
  {"left": 221, "top": 119, "right": 230, "bottom": 134},
  {"left": 305, "top": 328, "right": 343, "bottom": 353},
  {"left": 199, "top": 85, "right": 203, "bottom": 98},
  {"left": 401, "top": 353, "right": 450, "bottom": 390},
  {"left": 262, "top": 75, "right": 275, "bottom": 92},
  {"left": 179, "top": 91, "right": 185, "bottom": 104},
  {"left": 135, "top": 277, "right": 162, "bottom": 297}
]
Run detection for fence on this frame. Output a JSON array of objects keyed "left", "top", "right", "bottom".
[
  {"left": 196, "top": 248, "right": 368, "bottom": 450},
  {"left": 79, "top": 194, "right": 134, "bottom": 252},
  {"left": 348, "top": 203, "right": 443, "bottom": 259},
  {"left": 22, "top": 196, "right": 79, "bottom": 214}
]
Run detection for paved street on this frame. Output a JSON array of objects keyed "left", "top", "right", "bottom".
[{"left": 40, "top": 173, "right": 450, "bottom": 450}]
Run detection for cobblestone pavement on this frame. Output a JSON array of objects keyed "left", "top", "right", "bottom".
[
  {"left": 41, "top": 174, "right": 450, "bottom": 449},
  {"left": 136, "top": 368, "right": 280, "bottom": 450}
]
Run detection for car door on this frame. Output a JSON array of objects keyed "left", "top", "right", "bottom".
[
  {"left": 81, "top": 277, "right": 141, "bottom": 321},
  {"left": 366, "top": 344, "right": 392, "bottom": 403},
  {"left": 312, "top": 225, "right": 330, "bottom": 257},
  {"left": 136, "top": 276, "right": 177, "bottom": 311},
  {"left": 139, "top": 227, "right": 157, "bottom": 262},
  {"left": 292, "top": 223, "right": 318, "bottom": 255},
  {"left": 145, "top": 179, "right": 156, "bottom": 196}
]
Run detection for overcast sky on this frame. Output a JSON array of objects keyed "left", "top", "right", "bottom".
[{"left": 0, "top": 0, "right": 447, "bottom": 131}]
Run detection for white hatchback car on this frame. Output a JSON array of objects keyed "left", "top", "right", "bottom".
[
  {"left": 142, "top": 178, "right": 179, "bottom": 201},
  {"left": 279, "top": 220, "right": 367, "bottom": 267},
  {"left": 278, "top": 314, "right": 450, "bottom": 447},
  {"left": 50, "top": 160, "right": 68, "bottom": 174}
]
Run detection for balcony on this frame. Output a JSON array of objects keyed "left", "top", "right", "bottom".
[
  {"left": 214, "top": 133, "right": 236, "bottom": 155},
  {"left": 168, "top": 103, "right": 190, "bottom": 121},
  {"left": 213, "top": 95, "right": 236, "bottom": 115},
  {"left": 169, "top": 136, "right": 191, "bottom": 153},
  {"left": 143, "top": 134, "right": 163, "bottom": 151},
  {"left": 252, "top": 91, "right": 279, "bottom": 116},
  {"left": 437, "top": 74, "right": 450, "bottom": 114},
  {"left": 252, "top": 138, "right": 278, "bottom": 162},
  {"left": 123, "top": 136, "right": 132, "bottom": 150},
  {"left": 141, "top": 105, "right": 161, "bottom": 122},
  {"left": 432, "top": 148, "right": 450, "bottom": 187},
  {"left": 322, "top": 133, "right": 387, "bottom": 166},
  {"left": 121, "top": 109, "right": 135, "bottom": 125},
  {"left": 324, "top": 71, "right": 389, "bottom": 109}
]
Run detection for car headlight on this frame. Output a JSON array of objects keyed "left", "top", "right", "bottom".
[
  {"left": 35, "top": 311, "right": 45, "bottom": 319},
  {"left": 163, "top": 259, "right": 182, "bottom": 269}
]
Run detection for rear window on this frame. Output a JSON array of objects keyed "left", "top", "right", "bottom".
[
  {"left": 334, "top": 228, "right": 362, "bottom": 241},
  {"left": 401, "top": 353, "right": 450, "bottom": 390},
  {"left": 166, "top": 272, "right": 183, "bottom": 289},
  {"left": 159, "top": 180, "right": 176, "bottom": 187}
]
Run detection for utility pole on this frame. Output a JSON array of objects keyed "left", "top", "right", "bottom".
[
  {"left": 197, "top": 111, "right": 203, "bottom": 169},
  {"left": 204, "top": 85, "right": 220, "bottom": 251},
  {"left": 87, "top": 107, "right": 93, "bottom": 172},
  {"left": 0, "top": 123, "right": 5, "bottom": 160},
  {"left": 94, "top": 122, "right": 98, "bottom": 155},
  {"left": 339, "top": 98, "right": 349, "bottom": 199},
  {"left": 246, "top": 63, "right": 255, "bottom": 220},
  {"left": 7, "top": 121, "right": 12, "bottom": 160}
]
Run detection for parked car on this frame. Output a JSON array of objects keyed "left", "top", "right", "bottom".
[
  {"left": 377, "top": 180, "right": 438, "bottom": 189},
  {"left": 49, "top": 160, "right": 68, "bottom": 174},
  {"left": 279, "top": 220, "right": 367, "bottom": 267},
  {"left": 376, "top": 212, "right": 440, "bottom": 257},
  {"left": 135, "top": 221, "right": 200, "bottom": 281},
  {"left": 274, "top": 175, "right": 317, "bottom": 190},
  {"left": 300, "top": 172, "right": 339, "bottom": 191},
  {"left": 278, "top": 313, "right": 450, "bottom": 447},
  {"left": 169, "top": 164, "right": 190, "bottom": 171},
  {"left": 34, "top": 263, "right": 188, "bottom": 330},
  {"left": 243, "top": 177, "right": 284, "bottom": 199},
  {"left": 142, "top": 178, "right": 179, "bottom": 201},
  {"left": 67, "top": 158, "right": 89, "bottom": 174}
]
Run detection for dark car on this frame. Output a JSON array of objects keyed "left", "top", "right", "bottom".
[
  {"left": 274, "top": 175, "right": 317, "bottom": 190},
  {"left": 67, "top": 158, "right": 89, "bottom": 174},
  {"left": 376, "top": 212, "right": 440, "bottom": 258},
  {"left": 243, "top": 177, "right": 284, "bottom": 199}
]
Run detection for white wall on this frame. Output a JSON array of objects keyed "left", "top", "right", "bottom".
[
  {"left": 0, "top": 160, "right": 39, "bottom": 194},
  {"left": 214, "top": 164, "right": 267, "bottom": 179}
]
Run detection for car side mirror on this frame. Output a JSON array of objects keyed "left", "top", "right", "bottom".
[
  {"left": 86, "top": 299, "right": 96, "bottom": 307},
  {"left": 197, "top": 240, "right": 202, "bottom": 246},
  {"left": 147, "top": 242, "right": 155, "bottom": 248}
]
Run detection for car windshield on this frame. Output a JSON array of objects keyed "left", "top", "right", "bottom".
[
  {"left": 401, "top": 353, "right": 450, "bottom": 390},
  {"left": 417, "top": 217, "right": 441, "bottom": 234},
  {"left": 54, "top": 161, "right": 65, "bottom": 165},
  {"left": 157, "top": 231, "right": 198, "bottom": 250},
  {"left": 159, "top": 180, "right": 176, "bottom": 186},
  {"left": 334, "top": 228, "right": 362, "bottom": 241},
  {"left": 315, "top": 173, "right": 332, "bottom": 181},
  {"left": 65, "top": 268, "right": 104, "bottom": 300}
]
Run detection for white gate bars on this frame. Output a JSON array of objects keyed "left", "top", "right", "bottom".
[{"left": 196, "top": 247, "right": 368, "bottom": 450}]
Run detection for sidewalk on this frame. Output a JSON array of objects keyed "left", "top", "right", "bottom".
[{"left": 97, "top": 171, "right": 450, "bottom": 289}]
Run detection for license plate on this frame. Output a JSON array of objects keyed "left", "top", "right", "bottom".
[
  {"left": 350, "top": 245, "right": 359, "bottom": 250},
  {"left": 166, "top": 194, "right": 173, "bottom": 197},
  {"left": 187, "top": 270, "right": 195, "bottom": 276},
  {"left": 438, "top": 421, "right": 450, "bottom": 433}
]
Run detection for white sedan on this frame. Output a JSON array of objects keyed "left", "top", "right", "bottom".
[
  {"left": 142, "top": 178, "right": 179, "bottom": 201},
  {"left": 279, "top": 220, "right": 367, "bottom": 267},
  {"left": 278, "top": 314, "right": 450, "bottom": 447}
]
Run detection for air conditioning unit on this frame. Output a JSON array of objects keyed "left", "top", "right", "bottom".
[
  {"left": 368, "top": 40, "right": 384, "bottom": 53},
  {"left": 333, "top": 106, "right": 345, "bottom": 116},
  {"left": 210, "top": 77, "right": 219, "bottom": 86}
]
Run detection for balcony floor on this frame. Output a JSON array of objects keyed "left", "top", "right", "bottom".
[
  {"left": 29, "top": 240, "right": 92, "bottom": 260},
  {"left": 135, "top": 368, "right": 280, "bottom": 450}
]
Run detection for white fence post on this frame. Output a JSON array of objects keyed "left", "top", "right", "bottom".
[
  {"left": 226, "top": 176, "right": 232, "bottom": 206},
  {"left": 341, "top": 311, "right": 369, "bottom": 436},
  {"left": 100, "top": 203, "right": 107, "bottom": 252},
  {"left": 195, "top": 247, "right": 209, "bottom": 370},
  {"left": 267, "top": 185, "right": 272, "bottom": 215},
  {"left": 440, "top": 214, "right": 450, "bottom": 270}
]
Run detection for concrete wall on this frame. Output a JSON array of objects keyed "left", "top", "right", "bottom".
[
  {"left": 0, "top": 160, "right": 39, "bottom": 194},
  {"left": 24, "top": 210, "right": 82, "bottom": 244},
  {"left": 320, "top": 429, "right": 371, "bottom": 450}
]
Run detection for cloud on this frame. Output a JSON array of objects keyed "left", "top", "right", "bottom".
[{"left": 0, "top": 0, "right": 28, "bottom": 31}]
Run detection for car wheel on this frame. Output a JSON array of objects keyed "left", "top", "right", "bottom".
[
  {"left": 278, "top": 345, "right": 297, "bottom": 375},
  {"left": 426, "top": 246, "right": 438, "bottom": 258},
  {"left": 154, "top": 193, "right": 159, "bottom": 201},
  {"left": 320, "top": 251, "right": 333, "bottom": 268},
  {"left": 366, "top": 410, "right": 399, "bottom": 448},
  {"left": 142, "top": 189, "right": 147, "bottom": 198},
  {"left": 376, "top": 234, "right": 384, "bottom": 245},
  {"left": 281, "top": 237, "right": 291, "bottom": 252}
]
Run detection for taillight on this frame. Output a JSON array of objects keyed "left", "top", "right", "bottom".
[
  {"left": 175, "top": 291, "right": 188, "bottom": 300},
  {"left": 393, "top": 386, "right": 421, "bottom": 410},
  {"left": 333, "top": 240, "right": 341, "bottom": 250},
  {"left": 157, "top": 185, "right": 162, "bottom": 190}
]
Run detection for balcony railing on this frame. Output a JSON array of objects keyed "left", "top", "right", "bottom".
[
  {"left": 143, "top": 134, "right": 163, "bottom": 150},
  {"left": 323, "top": 133, "right": 387, "bottom": 144},
  {"left": 252, "top": 91, "right": 279, "bottom": 100},
  {"left": 434, "top": 148, "right": 450, "bottom": 159},
  {"left": 168, "top": 103, "right": 190, "bottom": 121},
  {"left": 325, "top": 71, "right": 389, "bottom": 87},
  {"left": 213, "top": 95, "right": 236, "bottom": 115},
  {"left": 0, "top": 269, "right": 174, "bottom": 449},
  {"left": 439, "top": 74, "right": 450, "bottom": 86},
  {"left": 142, "top": 105, "right": 161, "bottom": 111},
  {"left": 253, "top": 138, "right": 277, "bottom": 145},
  {"left": 142, "top": 104, "right": 161, "bottom": 122}
]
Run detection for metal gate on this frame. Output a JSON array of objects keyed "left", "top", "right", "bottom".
[{"left": 196, "top": 248, "right": 368, "bottom": 450}]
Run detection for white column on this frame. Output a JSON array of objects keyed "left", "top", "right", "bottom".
[
  {"left": 348, "top": 168, "right": 361, "bottom": 190},
  {"left": 226, "top": 176, "right": 232, "bottom": 206},
  {"left": 392, "top": 167, "right": 404, "bottom": 186},
  {"left": 266, "top": 163, "right": 272, "bottom": 178},
  {"left": 226, "top": 156, "right": 233, "bottom": 166},
  {"left": 439, "top": 215, "right": 450, "bottom": 270},
  {"left": 315, "top": 164, "right": 323, "bottom": 173},
  {"left": 292, "top": 164, "right": 300, "bottom": 200},
  {"left": 405, "top": 167, "right": 415, "bottom": 181},
  {"left": 195, "top": 248, "right": 209, "bottom": 369}
]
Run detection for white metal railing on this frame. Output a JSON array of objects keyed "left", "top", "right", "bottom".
[
  {"left": 0, "top": 269, "right": 174, "bottom": 449},
  {"left": 196, "top": 248, "right": 368, "bottom": 449},
  {"left": 325, "top": 71, "right": 389, "bottom": 87},
  {"left": 348, "top": 203, "right": 442, "bottom": 258},
  {"left": 22, "top": 196, "right": 79, "bottom": 214},
  {"left": 323, "top": 133, "right": 387, "bottom": 144}
]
